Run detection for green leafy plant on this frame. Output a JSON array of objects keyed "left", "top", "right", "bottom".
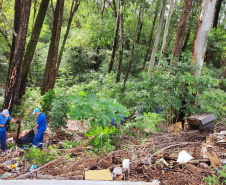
[
  {"left": 61, "top": 139, "right": 81, "bottom": 149},
  {"left": 24, "top": 147, "right": 57, "bottom": 165},
  {"left": 86, "top": 126, "right": 118, "bottom": 153},
  {"left": 124, "top": 112, "right": 165, "bottom": 132},
  {"left": 69, "top": 92, "right": 129, "bottom": 128},
  {"left": 203, "top": 165, "right": 226, "bottom": 185}
]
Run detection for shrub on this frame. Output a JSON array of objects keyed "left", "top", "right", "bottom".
[
  {"left": 49, "top": 93, "right": 70, "bottom": 132},
  {"left": 24, "top": 147, "right": 57, "bottom": 165},
  {"left": 41, "top": 89, "right": 55, "bottom": 115},
  {"left": 69, "top": 92, "right": 129, "bottom": 128}
]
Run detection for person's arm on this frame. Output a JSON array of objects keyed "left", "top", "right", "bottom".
[
  {"left": 10, "top": 118, "right": 17, "bottom": 123},
  {"left": 33, "top": 124, "right": 39, "bottom": 130},
  {"left": 0, "top": 124, "right": 5, "bottom": 127}
]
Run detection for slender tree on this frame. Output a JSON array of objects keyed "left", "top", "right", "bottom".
[
  {"left": 170, "top": 0, "right": 193, "bottom": 64},
  {"left": 19, "top": 0, "right": 50, "bottom": 99},
  {"left": 192, "top": 0, "right": 217, "bottom": 75},
  {"left": 94, "top": 0, "right": 106, "bottom": 70},
  {"left": 213, "top": 0, "right": 223, "bottom": 28},
  {"left": 161, "top": 0, "right": 176, "bottom": 54},
  {"left": 124, "top": 10, "right": 141, "bottom": 85},
  {"left": 56, "top": 0, "right": 80, "bottom": 78},
  {"left": 124, "top": 10, "right": 141, "bottom": 86},
  {"left": 136, "top": 16, "right": 143, "bottom": 44},
  {"left": 3, "top": 0, "right": 32, "bottom": 111},
  {"left": 41, "top": 0, "right": 64, "bottom": 95},
  {"left": 148, "top": 0, "right": 166, "bottom": 73},
  {"left": 143, "top": 0, "right": 161, "bottom": 68},
  {"left": 108, "top": 0, "right": 120, "bottom": 73},
  {"left": 116, "top": 0, "right": 124, "bottom": 82}
]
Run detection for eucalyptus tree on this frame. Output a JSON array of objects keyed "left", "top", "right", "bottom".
[
  {"left": 161, "top": 0, "right": 176, "bottom": 54},
  {"left": 205, "top": 0, "right": 224, "bottom": 63},
  {"left": 148, "top": 0, "right": 166, "bottom": 72},
  {"left": 143, "top": 0, "right": 161, "bottom": 68},
  {"left": 192, "top": 0, "right": 217, "bottom": 75}
]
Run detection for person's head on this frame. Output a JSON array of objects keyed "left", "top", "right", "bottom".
[
  {"left": 33, "top": 108, "right": 41, "bottom": 115},
  {"left": 2, "top": 109, "right": 10, "bottom": 117}
]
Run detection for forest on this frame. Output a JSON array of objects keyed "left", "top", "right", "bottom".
[{"left": 0, "top": 0, "right": 225, "bottom": 184}]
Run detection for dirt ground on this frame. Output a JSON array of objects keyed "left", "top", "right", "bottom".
[{"left": 0, "top": 121, "right": 226, "bottom": 184}]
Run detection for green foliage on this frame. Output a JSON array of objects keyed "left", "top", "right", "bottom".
[
  {"left": 133, "top": 112, "right": 165, "bottom": 132},
  {"left": 203, "top": 165, "right": 226, "bottom": 185},
  {"left": 12, "top": 88, "right": 42, "bottom": 131},
  {"left": 61, "top": 139, "right": 81, "bottom": 149},
  {"left": 49, "top": 92, "right": 70, "bottom": 132},
  {"left": 0, "top": 95, "right": 3, "bottom": 108},
  {"left": 69, "top": 92, "right": 129, "bottom": 128},
  {"left": 7, "top": 143, "right": 16, "bottom": 149},
  {"left": 41, "top": 89, "right": 55, "bottom": 115},
  {"left": 196, "top": 89, "right": 226, "bottom": 118},
  {"left": 86, "top": 126, "right": 119, "bottom": 153},
  {"left": 24, "top": 147, "right": 57, "bottom": 165}
]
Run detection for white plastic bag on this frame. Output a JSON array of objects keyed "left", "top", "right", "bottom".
[{"left": 177, "top": 150, "right": 193, "bottom": 163}]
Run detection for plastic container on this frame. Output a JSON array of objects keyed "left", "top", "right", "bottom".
[
  {"left": 145, "top": 155, "right": 151, "bottom": 166},
  {"left": 123, "top": 159, "right": 130, "bottom": 169}
]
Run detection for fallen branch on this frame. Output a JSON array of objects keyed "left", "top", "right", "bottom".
[
  {"left": 150, "top": 142, "right": 200, "bottom": 158},
  {"left": 97, "top": 149, "right": 125, "bottom": 165},
  {"left": 17, "top": 136, "right": 94, "bottom": 179}
]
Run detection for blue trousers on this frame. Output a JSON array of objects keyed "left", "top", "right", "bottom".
[
  {"left": 32, "top": 130, "right": 44, "bottom": 148},
  {"left": 0, "top": 130, "right": 6, "bottom": 150}
]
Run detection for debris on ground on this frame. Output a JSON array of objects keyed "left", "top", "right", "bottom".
[{"left": 0, "top": 121, "right": 225, "bottom": 185}]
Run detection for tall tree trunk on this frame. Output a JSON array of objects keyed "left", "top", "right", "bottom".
[
  {"left": 3, "top": 0, "right": 31, "bottom": 111},
  {"left": 143, "top": 0, "right": 161, "bottom": 68},
  {"left": 19, "top": 0, "right": 50, "bottom": 99},
  {"left": 170, "top": 0, "right": 193, "bottom": 64},
  {"left": 124, "top": 10, "right": 141, "bottom": 85},
  {"left": 212, "top": 0, "right": 223, "bottom": 29},
  {"left": 181, "top": 26, "right": 191, "bottom": 53},
  {"left": 116, "top": 0, "right": 124, "bottom": 82},
  {"left": 181, "top": 0, "right": 200, "bottom": 53},
  {"left": 161, "top": 0, "right": 176, "bottom": 54},
  {"left": 112, "top": 0, "right": 117, "bottom": 18},
  {"left": 192, "top": 0, "right": 217, "bottom": 75},
  {"left": 148, "top": 0, "right": 166, "bottom": 73},
  {"left": 9, "top": 0, "right": 22, "bottom": 67},
  {"left": 136, "top": 18, "right": 143, "bottom": 44},
  {"left": 56, "top": 0, "right": 80, "bottom": 77},
  {"left": 41, "top": 0, "right": 64, "bottom": 95}
]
